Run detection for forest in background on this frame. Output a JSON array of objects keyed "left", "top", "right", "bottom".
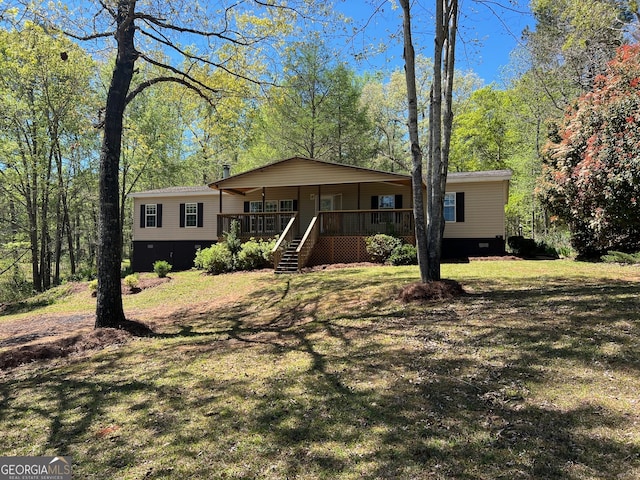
[{"left": 1, "top": 0, "right": 638, "bottom": 301}]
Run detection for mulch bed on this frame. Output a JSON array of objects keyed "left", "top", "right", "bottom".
[
  {"left": 398, "top": 279, "right": 466, "bottom": 303},
  {"left": 0, "top": 277, "right": 171, "bottom": 371},
  {"left": 0, "top": 328, "right": 133, "bottom": 370}
]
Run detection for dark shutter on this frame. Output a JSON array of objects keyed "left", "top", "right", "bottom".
[
  {"left": 456, "top": 192, "right": 465, "bottom": 223},
  {"left": 197, "top": 202, "right": 204, "bottom": 227},
  {"left": 157, "top": 204, "right": 163, "bottom": 227},
  {"left": 244, "top": 201, "right": 250, "bottom": 213},
  {"left": 292, "top": 199, "right": 298, "bottom": 211},
  {"left": 179, "top": 204, "right": 185, "bottom": 228},
  {"left": 371, "top": 196, "right": 378, "bottom": 209},
  {"left": 140, "top": 204, "right": 146, "bottom": 228},
  {"left": 395, "top": 195, "right": 403, "bottom": 209}
]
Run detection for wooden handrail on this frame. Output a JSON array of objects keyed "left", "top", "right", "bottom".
[
  {"left": 296, "top": 217, "right": 319, "bottom": 270},
  {"left": 272, "top": 214, "right": 297, "bottom": 252}
]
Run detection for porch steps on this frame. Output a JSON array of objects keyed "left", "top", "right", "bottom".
[{"left": 275, "top": 238, "right": 302, "bottom": 274}]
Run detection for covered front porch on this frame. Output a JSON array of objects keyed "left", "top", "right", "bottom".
[{"left": 209, "top": 157, "right": 415, "bottom": 271}]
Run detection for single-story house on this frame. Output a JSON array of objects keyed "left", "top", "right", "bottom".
[{"left": 130, "top": 157, "right": 511, "bottom": 272}]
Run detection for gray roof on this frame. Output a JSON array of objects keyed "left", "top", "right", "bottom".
[
  {"left": 446, "top": 169, "right": 512, "bottom": 183},
  {"left": 127, "top": 185, "right": 218, "bottom": 198}
]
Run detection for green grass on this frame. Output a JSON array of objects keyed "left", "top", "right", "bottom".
[{"left": 1, "top": 261, "right": 639, "bottom": 479}]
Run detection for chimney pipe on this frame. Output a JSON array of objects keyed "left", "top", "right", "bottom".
[{"left": 222, "top": 164, "right": 230, "bottom": 179}]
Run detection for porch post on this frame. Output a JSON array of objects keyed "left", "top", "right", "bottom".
[
  {"left": 357, "top": 183, "right": 361, "bottom": 210},
  {"left": 218, "top": 189, "right": 223, "bottom": 241}
]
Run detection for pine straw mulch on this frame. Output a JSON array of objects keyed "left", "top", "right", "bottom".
[{"left": 397, "top": 279, "right": 466, "bottom": 303}]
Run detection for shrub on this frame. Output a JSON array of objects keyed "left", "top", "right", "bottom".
[
  {"left": 601, "top": 251, "right": 640, "bottom": 264},
  {"left": 88, "top": 279, "right": 98, "bottom": 296},
  {"left": 67, "top": 264, "right": 97, "bottom": 282},
  {"left": 153, "top": 260, "right": 172, "bottom": 278},
  {"left": 508, "top": 236, "right": 538, "bottom": 257},
  {"left": 236, "top": 238, "right": 277, "bottom": 271},
  {"left": 389, "top": 244, "right": 418, "bottom": 266},
  {"left": 224, "top": 220, "right": 242, "bottom": 260},
  {"left": 123, "top": 273, "right": 139, "bottom": 290},
  {"left": 194, "top": 243, "right": 233, "bottom": 274},
  {"left": 365, "top": 234, "right": 402, "bottom": 263}
]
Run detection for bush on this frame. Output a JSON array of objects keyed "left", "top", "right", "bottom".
[
  {"left": 88, "top": 279, "right": 98, "bottom": 296},
  {"left": 508, "top": 236, "right": 539, "bottom": 257},
  {"left": 124, "top": 273, "right": 139, "bottom": 290},
  {"left": 153, "top": 260, "right": 172, "bottom": 278},
  {"left": 601, "top": 251, "right": 640, "bottom": 264},
  {"left": 0, "top": 274, "right": 32, "bottom": 304},
  {"left": 236, "top": 238, "right": 277, "bottom": 271},
  {"left": 194, "top": 243, "right": 233, "bottom": 274},
  {"left": 366, "top": 234, "right": 402, "bottom": 263},
  {"left": 389, "top": 244, "right": 418, "bottom": 266}
]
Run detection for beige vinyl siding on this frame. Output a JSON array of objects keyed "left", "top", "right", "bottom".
[
  {"left": 133, "top": 194, "right": 222, "bottom": 241},
  {"left": 443, "top": 181, "right": 507, "bottom": 239},
  {"left": 216, "top": 157, "right": 411, "bottom": 189}
]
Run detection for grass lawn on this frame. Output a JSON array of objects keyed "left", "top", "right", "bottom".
[{"left": 0, "top": 260, "right": 639, "bottom": 479}]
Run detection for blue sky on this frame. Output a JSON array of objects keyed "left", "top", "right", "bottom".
[{"left": 333, "top": 0, "right": 535, "bottom": 85}]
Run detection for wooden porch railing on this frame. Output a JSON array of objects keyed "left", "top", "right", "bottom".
[
  {"left": 318, "top": 209, "right": 414, "bottom": 236},
  {"left": 217, "top": 212, "right": 296, "bottom": 239},
  {"left": 272, "top": 214, "right": 298, "bottom": 268},
  {"left": 218, "top": 209, "right": 414, "bottom": 240},
  {"left": 297, "top": 216, "right": 319, "bottom": 270}
]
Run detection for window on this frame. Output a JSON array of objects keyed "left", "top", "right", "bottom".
[
  {"left": 280, "top": 199, "right": 295, "bottom": 231},
  {"left": 185, "top": 203, "right": 197, "bottom": 227},
  {"left": 265, "top": 200, "right": 277, "bottom": 232},
  {"left": 372, "top": 195, "right": 402, "bottom": 224},
  {"left": 378, "top": 195, "right": 395, "bottom": 209},
  {"left": 146, "top": 204, "right": 157, "bottom": 228},
  {"left": 249, "top": 201, "right": 263, "bottom": 232},
  {"left": 444, "top": 193, "right": 456, "bottom": 222},
  {"left": 180, "top": 202, "right": 203, "bottom": 228},
  {"left": 249, "top": 201, "right": 263, "bottom": 213},
  {"left": 280, "top": 199, "right": 294, "bottom": 212}
]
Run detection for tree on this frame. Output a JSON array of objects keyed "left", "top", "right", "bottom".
[
  {"left": 449, "top": 86, "right": 518, "bottom": 172},
  {"left": 426, "top": 0, "right": 458, "bottom": 281},
  {"left": 30, "top": 0, "right": 304, "bottom": 329},
  {"left": 245, "top": 39, "right": 374, "bottom": 167},
  {"left": 540, "top": 45, "right": 640, "bottom": 257},
  {"left": 0, "top": 24, "right": 95, "bottom": 291},
  {"left": 399, "top": 0, "right": 458, "bottom": 283},
  {"left": 399, "top": 0, "right": 429, "bottom": 282},
  {"left": 524, "top": 0, "right": 629, "bottom": 105}
]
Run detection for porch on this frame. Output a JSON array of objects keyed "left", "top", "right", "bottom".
[{"left": 217, "top": 209, "right": 415, "bottom": 272}]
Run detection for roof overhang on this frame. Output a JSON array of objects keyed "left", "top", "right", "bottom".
[
  {"left": 445, "top": 170, "right": 512, "bottom": 184},
  {"left": 127, "top": 187, "right": 220, "bottom": 199},
  {"left": 209, "top": 156, "right": 413, "bottom": 194}
]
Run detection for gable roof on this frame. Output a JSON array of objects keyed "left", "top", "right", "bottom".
[{"left": 209, "top": 157, "right": 413, "bottom": 194}]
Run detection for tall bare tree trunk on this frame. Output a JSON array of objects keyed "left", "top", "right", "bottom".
[
  {"left": 95, "top": 0, "right": 137, "bottom": 328},
  {"left": 399, "top": 0, "right": 429, "bottom": 283},
  {"left": 427, "top": 0, "right": 458, "bottom": 281}
]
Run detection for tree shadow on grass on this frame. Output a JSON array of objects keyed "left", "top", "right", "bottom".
[{"left": 0, "top": 275, "right": 639, "bottom": 478}]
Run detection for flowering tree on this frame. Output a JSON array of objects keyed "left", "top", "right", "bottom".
[{"left": 540, "top": 45, "right": 640, "bottom": 257}]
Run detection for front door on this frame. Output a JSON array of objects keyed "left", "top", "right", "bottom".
[{"left": 319, "top": 194, "right": 342, "bottom": 234}]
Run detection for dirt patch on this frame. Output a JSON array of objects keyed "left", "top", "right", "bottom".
[
  {"left": 0, "top": 277, "right": 170, "bottom": 371},
  {"left": 470, "top": 255, "right": 521, "bottom": 261},
  {"left": 0, "top": 328, "right": 133, "bottom": 370},
  {"left": 122, "top": 276, "right": 171, "bottom": 295},
  {"left": 302, "top": 262, "right": 378, "bottom": 272},
  {"left": 398, "top": 279, "right": 466, "bottom": 303}
]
